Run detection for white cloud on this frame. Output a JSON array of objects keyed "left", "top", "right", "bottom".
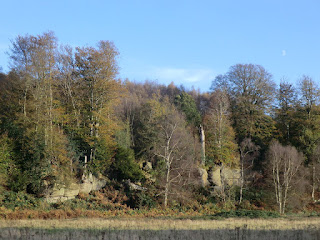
[{"left": 152, "top": 67, "right": 215, "bottom": 84}]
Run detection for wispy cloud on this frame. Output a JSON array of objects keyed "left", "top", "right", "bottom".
[{"left": 151, "top": 67, "right": 215, "bottom": 84}]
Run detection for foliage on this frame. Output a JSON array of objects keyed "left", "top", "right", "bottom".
[
  {"left": 0, "top": 134, "right": 15, "bottom": 193},
  {"left": 174, "top": 91, "right": 201, "bottom": 127},
  {"left": 213, "top": 209, "right": 280, "bottom": 219},
  {"left": 111, "top": 146, "right": 144, "bottom": 182},
  {"left": 2, "top": 31, "right": 320, "bottom": 216},
  {"left": 212, "top": 64, "right": 276, "bottom": 148},
  {"left": 202, "top": 89, "right": 239, "bottom": 169},
  {"left": 126, "top": 192, "right": 157, "bottom": 209},
  {"left": 1, "top": 191, "right": 40, "bottom": 210}
]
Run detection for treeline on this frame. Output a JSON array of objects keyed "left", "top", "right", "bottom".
[{"left": 0, "top": 32, "right": 320, "bottom": 214}]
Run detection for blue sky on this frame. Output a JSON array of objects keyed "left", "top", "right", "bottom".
[{"left": 1, "top": 0, "right": 320, "bottom": 92}]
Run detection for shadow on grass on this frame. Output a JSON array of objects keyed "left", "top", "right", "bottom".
[{"left": 0, "top": 227, "right": 319, "bottom": 240}]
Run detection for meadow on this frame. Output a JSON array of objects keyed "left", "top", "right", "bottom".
[{"left": 1, "top": 217, "right": 320, "bottom": 240}]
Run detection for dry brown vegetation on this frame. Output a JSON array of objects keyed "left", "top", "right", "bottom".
[{"left": 1, "top": 217, "right": 320, "bottom": 230}]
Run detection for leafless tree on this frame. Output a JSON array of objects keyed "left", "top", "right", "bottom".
[
  {"left": 311, "top": 144, "right": 320, "bottom": 201},
  {"left": 267, "top": 141, "right": 304, "bottom": 214},
  {"left": 239, "top": 138, "right": 259, "bottom": 204},
  {"left": 152, "top": 103, "right": 196, "bottom": 207}
]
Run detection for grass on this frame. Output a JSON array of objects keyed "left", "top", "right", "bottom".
[{"left": 1, "top": 217, "right": 320, "bottom": 231}]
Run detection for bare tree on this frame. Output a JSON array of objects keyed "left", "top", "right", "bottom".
[
  {"left": 153, "top": 106, "right": 196, "bottom": 207},
  {"left": 267, "top": 141, "right": 304, "bottom": 214},
  {"left": 311, "top": 144, "right": 320, "bottom": 201},
  {"left": 239, "top": 138, "right": 259, "bottom": 204}
]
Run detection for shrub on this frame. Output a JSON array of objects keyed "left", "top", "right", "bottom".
[
  {"left": 111, "top": 146, "right": 144, "bottom": 182},
  {"left": 213, "top": 209, "right": 280, "bottom": 219},
  {"left": 1, "top": 191, "right": 40, "bottom": 210},
  {"left": 127, "top": 192, "right": 157, "bottom": 209}
]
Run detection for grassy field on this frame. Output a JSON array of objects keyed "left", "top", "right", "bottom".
[{"left": 1, "top": 217, "right": 320, "bottom": 230}]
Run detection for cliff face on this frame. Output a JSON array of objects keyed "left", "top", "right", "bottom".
[
  {"left": 45, "top": 173, "right": 107, "bottom": 203},
  {"left": 198, "top": 165, "right": 241, "bottom": 190}
]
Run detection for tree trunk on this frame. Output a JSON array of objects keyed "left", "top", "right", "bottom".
[
  {"left": 312, "top": 165, "right": 316, "bottom": 202},
  {"left": 164, "top": 165, "right": 170, "bottom": 208},
  {"left": 199, "top": 124, "right": 205, "bottom": 165},
  {"left": 239, "top": 161, "right": 244, "bottom": 204}
]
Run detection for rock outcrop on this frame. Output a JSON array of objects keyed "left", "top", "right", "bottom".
[
  {"left": 45, "top": 173, "right": 107, "bottom": 203},
  {"left": 199, "top": 164, "right": 240, "bottom": 191},
  {"left": 198, "top": 167, "right": 210, "bottom": 187},
  {"left": 209, "top": 165, "right": 240, "bottom": 187}
]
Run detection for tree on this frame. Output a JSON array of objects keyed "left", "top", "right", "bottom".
[
  {"left": 298, "top": 75, "right": 320, "bottom": 120},
  {"left": 311, "top": 144, "right": 320, "bottom": 201},
  {"left": 212, "top": 64, "right": 276, "bottom": 146},
  {"left": 203, "top": 89, "right": 238, "bottom": 167},
  {"left": 0, "top": 134, "right": 15, "bottom": 194},
  {"left": 239, "top": 138, "right": 259, "bottom": 204},
  {"left": 111, "top": 146, "right": 144, "bottom": 182},
  {"left": 153, "top": 104, "right": 196, "bottom": 207},
  {"left": 135, "top": 97, "right": 196, "bottom": 207},
  {"left": 7, "top": 32, "right": 72, "bottom": 192},
  {"left": 275, "top": 80, "right": 298, "bottom": 145},
  {"left": 295, "top": 76, "right": 320, "bottom": 161},
  {"left": 5, "top": 32, "right": 122, "bottom": 193},
  {"left": 267, "top": 140, "right": 304, "bottom": 214},
  {"left": 174, "top": 91, "right": 201, "bottom": 127},
  {"left": 59, "top": 41, "right": 121, "bottom": 173}
]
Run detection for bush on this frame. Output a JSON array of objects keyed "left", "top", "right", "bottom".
[
  {"left": 111, "top": 146, "right": 144, "bottom": 182},
  {"left": 213, "top": 209, "right": 280, "bottom": 219},
  {"left": 1, "top": 191, "right": 40, "bottom": 210},
  {"left": 127, "top": 192, "right": 157, "bottom": 209}
]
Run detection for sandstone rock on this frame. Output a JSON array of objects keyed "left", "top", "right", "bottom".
[
  {"left": 221, "top": 167, "right": 241, "bottom": 186},
  {"left": 64, "top": 183, "right": 80, "bottom": 197},
  {"left": 207, "top": 165, "right": 241, "bottom": 189},
  {"left": 92, "top": 177, "right": 107, "bottom": 190},
  {"left": 79, "top": 183, "right": 93, "bottom": 194},
  {"left": 45, "top": 172, "right": 107, "bottom": 203},
  {"left": 125, "top": 179, "right": 147, "bottom": 191},
  {"left": 50, "top": 185, "right": 65, "bottom": 198},
  {"left": 198, "top": 167, "right": 209, "bottom": 187},
  {"left": 210, "top": 166, "right": 222, "bottom": 187},
  {"left": 45, "top": 196, "right": 61, "bottom": 204}
]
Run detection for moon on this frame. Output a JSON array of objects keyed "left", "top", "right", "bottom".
[{"left": 282, "top": 50, "right": 286, "bottom": 56}]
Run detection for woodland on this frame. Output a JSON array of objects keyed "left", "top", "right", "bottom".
[{"left": 1, "top": 31, "right": 320, "bottom": 218}]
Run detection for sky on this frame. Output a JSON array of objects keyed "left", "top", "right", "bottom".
[{"left": 1, "top": 0, "right": 320, "bottom": 92}]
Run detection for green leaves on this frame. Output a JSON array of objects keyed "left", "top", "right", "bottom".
[
  {"left": 174, "top": 92, "right": 201, "bottom": 127},
  {"left": 111, "top": 146, "right": 143, "bottom": 182}
]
